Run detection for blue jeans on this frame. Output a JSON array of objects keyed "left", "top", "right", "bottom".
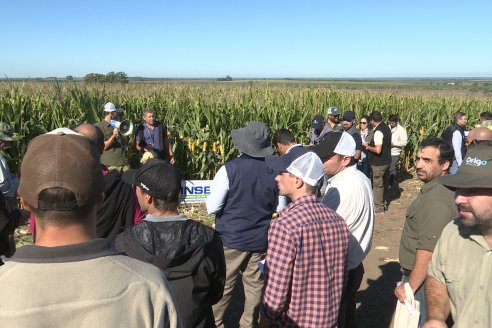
[{"left": 401, "top": 274, "right": 426, "bottom": 327}]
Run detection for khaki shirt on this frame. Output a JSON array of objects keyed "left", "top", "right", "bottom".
[
  {"left": 399, "top": 179, "right": 457, "bottom": 270},
  {"left": 428, "top": 219, "right": 492, "bottom": 327},
  {"left": 95, "top": 120, "right": 128, "bottom": 167}
]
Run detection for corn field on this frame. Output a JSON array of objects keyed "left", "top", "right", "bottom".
[{"left": 0, "top": 82, "right": 491, "bottom": 179}]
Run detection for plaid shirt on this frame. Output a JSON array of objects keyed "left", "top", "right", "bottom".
[{"left": 262, "top": 195, "right": 349, "bottom": 327}]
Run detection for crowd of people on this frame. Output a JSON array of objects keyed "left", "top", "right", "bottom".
[{"left": 0, "top": 102, "right": 492, "bottom": 327}]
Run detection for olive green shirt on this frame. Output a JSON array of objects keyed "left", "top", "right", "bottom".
[
  {"left": 95, "top": 120, "right": 128, "bottom": 167},
  {"left": 428, "top": 219, "right": 492, "bottom": 327},
  {"left": 399, "top": 178, "right": 457, "bottom": 270}
]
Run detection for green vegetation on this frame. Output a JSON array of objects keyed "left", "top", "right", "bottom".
[{"left": 0, "top": 81, "right": 491, "bottom": 179}]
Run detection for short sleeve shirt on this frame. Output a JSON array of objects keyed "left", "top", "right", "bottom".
[
  {"left": 428, "top": 220, "right": 492, "bottom": 326},
  {"left": 398, "top": 178, "right": 457, "bottom": 270},
  {"left": 95, "top": 120, "right": 128, "bottom": 167}
]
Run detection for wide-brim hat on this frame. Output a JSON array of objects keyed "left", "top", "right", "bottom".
[
  {"left": 231, "top": 121, "right": 274, "bottom": 157},
  {"left": 438, "top": 145, "right": 492, "bottom": 189}
]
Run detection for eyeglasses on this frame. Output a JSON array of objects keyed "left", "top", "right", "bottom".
[{"left": 360, "top": 121, "right": 367, "bottom": 124}]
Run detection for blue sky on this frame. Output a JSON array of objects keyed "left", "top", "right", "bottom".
[{"left": 1, "top": 0, "right": 492, "bottom": 78}]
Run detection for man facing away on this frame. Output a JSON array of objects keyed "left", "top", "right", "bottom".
[
  {"left": 395, "top": 137, "right": 457, "bottom": 327},
  {"left": 135, "top": 107, "right": 175, "bottom": 164},
  {"left": 388, "top": 114, "right": 408, "bottom": 190},
  {"left": 364, "top": 111, "right": 392, "bottom": 213},
  {"left": 423, "top": 144, "right": 492, "bottom": 328},
  {"left": 442, "top": 111, "right": 467, "bottom": 174},
  {"left": 262, "top": 150, "right": 349, "bottom": 327},
  {"left": 0, "top": 130, "right": 181, "bottom": 327},
  {"left": 206, "top": 121, "right": 278, "bottom": 328},
  {"left": 313, "top": 131, "right": 374, "bottom": 328},
  {"left": 114, "top": 158, "right": 225, "bottom": 328},
  {"left": 95, "top": 102, "right": 129, "bottom": 172},
  {"left": 272, "top": 128, "right": 303, "bottom": 155}
]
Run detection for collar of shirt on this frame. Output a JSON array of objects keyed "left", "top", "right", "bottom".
[
  {"left": 144, "top": 214, "right": 188, "bottom": 223},
  {"left": 420, "top": 177, "right": 442, "bottom": 194},
  {"left": 327, "top": 164, "right": 358, "bottom": 186},
  {"left": 280, "top": 194, "right": 317, "bottom": 215}
]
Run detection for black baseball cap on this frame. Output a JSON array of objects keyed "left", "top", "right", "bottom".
[
  {"left": 342, "top": 111, "right": 356, "bottom": 121},
  {"left": 122, "top": 158, "right": 181, "bottom": 199},
  {"left": 311, "top": 115, "right": 325, "bottom": 131}
]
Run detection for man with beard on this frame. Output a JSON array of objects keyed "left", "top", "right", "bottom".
[
  {"left": 341, "top": 110, "right": 362, "bottom": 160},
  {"left": 423, "top": 144, "right": 492, "bottom": 327},
  {"left": 394, "top": 137, "right": 457, "bottom": 326}
]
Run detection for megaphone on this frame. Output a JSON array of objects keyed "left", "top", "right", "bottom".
[{"left": 110, "top": 119, "right": 133, "bottom": 136}]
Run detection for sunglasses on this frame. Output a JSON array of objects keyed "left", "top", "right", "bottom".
[{"left": 360, "top": 121, "right": 367, "bottom": 124}]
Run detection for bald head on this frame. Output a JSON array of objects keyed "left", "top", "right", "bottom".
[
  {"left": 467, "top": 126, "right": 492, "bottom": 145},
  {"left": 73, "top": 123, "right": 104, "bottom": 155}
]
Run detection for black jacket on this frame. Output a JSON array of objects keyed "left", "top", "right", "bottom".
[
  {"left": 96, "top": 170, "right": 135, "bottom": 240},
  {"left": 114, "top": 217, "right": 226, "bottom": 328}
]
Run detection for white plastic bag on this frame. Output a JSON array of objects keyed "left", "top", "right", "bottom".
[{"left": 392, "top": 282, "right": 421, "bottom": 328}]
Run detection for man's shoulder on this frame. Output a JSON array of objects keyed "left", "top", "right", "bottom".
[{"left": 278, "top": 197, "right": 344, "bottom": 228}]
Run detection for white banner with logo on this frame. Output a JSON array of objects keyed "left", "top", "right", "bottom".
[{"left": 180, "top": 180, "right": 212, "bottom": 204}]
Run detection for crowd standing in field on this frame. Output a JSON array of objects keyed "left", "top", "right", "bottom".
[{"left": 2, "top": 100, "right": 492, "bottom": 327}]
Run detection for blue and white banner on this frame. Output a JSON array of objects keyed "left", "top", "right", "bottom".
[{"left": 180, "top": 180, "right": 212, "bottom": 204}]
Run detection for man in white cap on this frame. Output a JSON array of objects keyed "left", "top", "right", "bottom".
[
  {"left": 95, "top": 102, "right": 129, "bottom": 172},
  {"left": 206, "top": 121, "right": 278, "bottom": 328},
  {"left": 262, "top": 149, "right": 349, "bottom": 327},
  {"left": 313, "top": 131, "right": 374, "bottom": 328},
  {"left": 423, "top": 144, "right": 492, "bottom": 327}
]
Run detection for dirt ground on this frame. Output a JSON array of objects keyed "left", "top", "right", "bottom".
[{"left": 356, "top": 173, "right": 421, "bottom": 328}]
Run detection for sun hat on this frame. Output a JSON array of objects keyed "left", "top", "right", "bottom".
[
  {"left": 0, "top": 122, "right": 14, "bottom": 141},
  {"left": 18, "top": 130, "right": 104, "bottom": 210},
  {"left": 342, "top": 111, "right": 356, "bottom": 121},
  {"left": 103, "top": 102, "right": 123, "bottom": 113},
  {"left": 311, "top": 115, "right": 325, "bottom": 131},
  {"left": 327, "top": 107, "right": 340, "bottom": 116},
  {"left": 266, "top": 148, "right": 324, "bottom": 186},
  {"left": 230, "top": 121, "right": 274, "bottom": 157},
  {"left": 313, "top": 131, "right": 356, "bottom": 161},
  {"left": 438, "top": 145, "right": 492, "bottom": 189},
  {"left": 122, "top": 158, "right": 181, "bottom": 199}
]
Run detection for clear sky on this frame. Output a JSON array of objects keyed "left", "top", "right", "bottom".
[{"left": 2, "top": 0, "right": 492, "bottom": 78}]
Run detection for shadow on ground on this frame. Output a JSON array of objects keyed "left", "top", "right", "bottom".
[{"left": 356, "top": 262, "right": 402, "bottom": 328}]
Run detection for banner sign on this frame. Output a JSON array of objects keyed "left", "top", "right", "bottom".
[{"left": 180, "top": 180, "right": 212, "bottom": 204}]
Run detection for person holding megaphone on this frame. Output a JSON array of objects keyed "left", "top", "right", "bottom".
[{"left": 95, "top": 102, "right": 130, "bottom": 172}]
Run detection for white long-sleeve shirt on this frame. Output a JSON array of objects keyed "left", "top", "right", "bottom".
[
  {"left": 452, "top": 130, "right": 464, "bottom": 166},
  {"left": 390, "top": 124, "right": 408, "bottom": 156}
]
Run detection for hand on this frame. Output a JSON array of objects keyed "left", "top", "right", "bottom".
[
  {"left": 169, "top": 153, "right": 175, "bottom": 165},
  {"left": 422, "top": 319, "right": 447, "bottom": 328},
  {"left": 362, "top": 142, "right": 368, "bottom": 149},
  {"left": 111, "top": 128, "right": 119, "bottom": 138},
  {"left": 394, "top": 281, "right": 407, "bottom": 302}
]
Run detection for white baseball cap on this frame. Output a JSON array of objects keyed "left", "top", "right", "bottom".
[{"left": 103, "top": 102, "right": 123, "bottom": 113}]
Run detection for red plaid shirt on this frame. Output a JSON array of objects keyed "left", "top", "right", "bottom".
[{"left": 262, "top": 195, "right": 349, "bottom": 327}]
